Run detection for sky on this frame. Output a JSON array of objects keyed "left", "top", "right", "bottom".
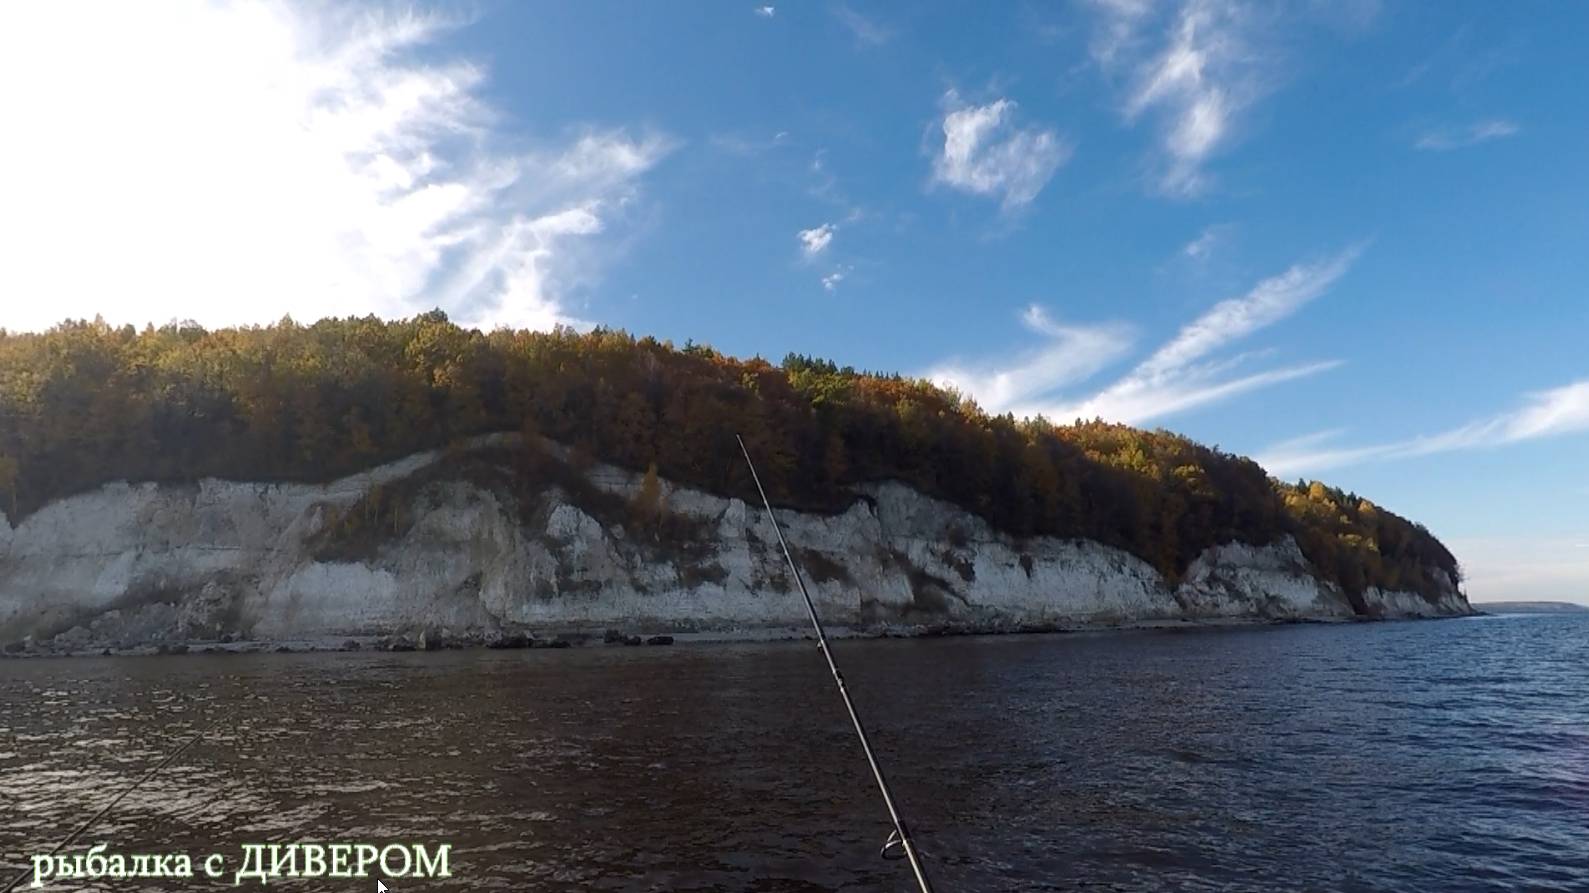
[{"left": 0, "top": 1, "right": 1585, "bottom": 602}]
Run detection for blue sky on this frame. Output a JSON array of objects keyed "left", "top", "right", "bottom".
[{"left": 1, "top": 1, "right": 1585, "bottom": 601}]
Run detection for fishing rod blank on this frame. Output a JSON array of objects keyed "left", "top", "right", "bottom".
[
  {"left": 735, "top": 434, "right": 937, "bottom": 893},
  {"left": 2, "top": 734, "right": 201, "bottom": 893}
]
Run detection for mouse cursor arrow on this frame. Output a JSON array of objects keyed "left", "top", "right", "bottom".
[{"left": 377, "top": 882, "right": 389, "bottom": 893}]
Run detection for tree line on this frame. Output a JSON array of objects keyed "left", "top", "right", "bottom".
[{"left": 0, "top": 313, "right": 1459, "bottom": 602}]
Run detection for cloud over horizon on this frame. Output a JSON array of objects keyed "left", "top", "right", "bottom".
[
  {"left": 0, "top": 1, "right": 671, "bottom": 334},
  {"left": 1257, "top": 379, "right": 1589, "bottom": 476}
]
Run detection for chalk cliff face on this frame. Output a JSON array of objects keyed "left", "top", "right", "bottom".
[{"left": 0, "top": 435, "right": 1470, "bottom": 653}]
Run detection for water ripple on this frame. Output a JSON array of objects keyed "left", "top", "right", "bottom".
[{"left": 1, "top": 614, "right": 1586, "bottom": 891}]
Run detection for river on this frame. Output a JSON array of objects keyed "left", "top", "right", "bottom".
[{"left": 3, "top": 614, "right": 1587, "bottom": 891}]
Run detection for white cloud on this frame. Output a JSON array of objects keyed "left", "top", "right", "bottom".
[
  {"left": 755, "top": 6, "right": 776, "bottom": 18},
  {"left": 930, "top": 92, "right": 1071, "bottom": 210},
  {"left": 1414, "top": 119, "right": 1519, "bottom": 151},
  {"left": 1257, "top": 380, "right": 1589, "bottom": 476},
  {"left": 1089, "top": 0, "right": 1278, "bottom": 196},
  {"left": 1494, "top": 381, "right": 1589, "bottom": 441},
  {"left": 710, "top": 130, "right": 790, "bottom": 156},
  {"left": 1039, "top": 359, "right": 1340, "bottom": 424},
  {"left": 1140, "top": 248, "right": 1356, "bottom": 378},
  {"left": 833, "top": 4, "right": 893, "bottom": 45},
  {"left": 1087, "top": 0, "right": 1156, "bottom": 65},
  {"left": 1183, "top": 224, "right": 1223, "bottom": 259},
  {"left": 1253, "top": 437, "right": 1399, "bottom": 476},
  {"left": 928, "top": 307, "right": 1134, "bottom": 412},
  {"left": 821, "top": 270, "right": 846, "bottom": 292},
  {"left": 798, "top": 223, "right": 837, "bottom": 258},
  {"left": 0, "top": 1, "right": 670, "bottom": 333},
  {"left": 1001, "top": 249, "right": 1357, "bottom": 424}
]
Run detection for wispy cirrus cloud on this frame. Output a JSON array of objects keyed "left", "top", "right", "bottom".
[
  {"left": 1033, "top": 249, "right": 1357, "bottom": 422},
  {"left": 1257, "top": 380, "right": 1589, "bottom": 476},
  {"left": 1136, "top": 249, "right": 1356, "bottom": 375},
  {"left": 754, "top": 5, "right": 776, "bottom": 18},
  {"left": 929, "top": 248, "right": 1357, "bottom": 424},
  {"left": 1042, "top": 357, "right": 1342, "bottom": 424},
  {"left": 929, "top": 91, "right": 1072, "bottom": 210},
  {"left": 1087, "top": 0, "right": 1287, "bottom": 196},
  {"left": 1183, "top": 224, "right": 1226, "bottom": 260},
  {"left": 929, "top": 307, "right": 1135, "bottom": 411},
  {"left": 833, "top": 4, "right": 893, "bottom": 45},
  {"left": 0, "top": 1, "right": 672, "bottom": 333},
  {"left": 710, "top": 130, "right": 790, "bottom": 156},
  {"left": 1396, "top": 24, "right": 1524, "bottom": 94},
  {"left": 447, "top": 131, "right": 675, "bottom": 331},
  {"left": 1414, "top": 118, "right": 1519, "bottom": 151},
  {"left": 1088, "top": 0, "right": 1156, "bottom": 66}
]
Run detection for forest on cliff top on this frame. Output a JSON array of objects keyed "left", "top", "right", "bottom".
[{"left": 0, "top": 314, "right": 1459, "bottom": 605}]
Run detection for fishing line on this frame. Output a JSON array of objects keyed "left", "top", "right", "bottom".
[
  {"left": 736, "top": 434, "right": 937, "bottom": 893},
  {"left": 2, "top": 734, "right": 201, "bottom": 893}
]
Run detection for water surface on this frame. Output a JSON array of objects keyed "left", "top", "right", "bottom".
[{"left": 3, "top": 614, "right": 1587, "bottom": 891}]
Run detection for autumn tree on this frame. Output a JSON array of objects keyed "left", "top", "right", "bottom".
[
  {"left": 0, "top": 311, "right": 1459, "bottom": 606},
  {"left": 630, "top": 462, "right": 665, "bottom": 538}
]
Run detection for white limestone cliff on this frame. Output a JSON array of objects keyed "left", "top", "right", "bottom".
[{"left": 0, "top": 435, "right": 1471, "bottom": 653}]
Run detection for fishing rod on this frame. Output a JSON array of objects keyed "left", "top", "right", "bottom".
[
  {"left": 735, "top": 434, "right": 937, "bottom": 893},
  {"left": 2, "top": 734, "right": 201, "bottom": 893}
]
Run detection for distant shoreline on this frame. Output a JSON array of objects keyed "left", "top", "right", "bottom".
[{"left": 1471, "top": 601, "right": 1589, "bottom": 614}]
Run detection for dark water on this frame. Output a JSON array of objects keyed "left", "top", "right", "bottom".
[{"left": 3, "top": 614, "right": 1587, "bottom": 892}]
